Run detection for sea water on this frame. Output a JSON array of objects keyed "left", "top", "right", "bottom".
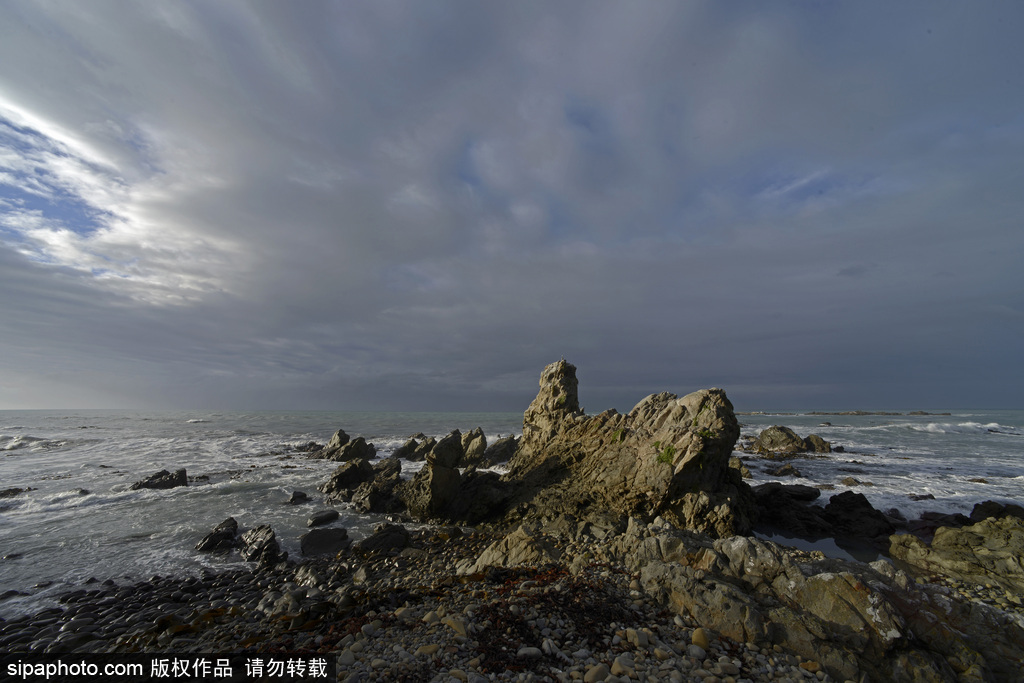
[
  {"left": 1, "top": 408, "right": 1022, "bottom": 618},
  {"left": 0, "top": 410, "right": 521, "bottom": 618}
]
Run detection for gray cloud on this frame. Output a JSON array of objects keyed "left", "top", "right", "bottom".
[{"left": 1, "top": 1, "right": 1022, "bottom": 411}]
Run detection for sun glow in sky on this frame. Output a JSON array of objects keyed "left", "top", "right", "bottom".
[{"left": 1, "top": 2, "right": 1022, "bottom": 411}]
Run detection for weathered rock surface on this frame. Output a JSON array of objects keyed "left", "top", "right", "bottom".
[
  {"left": 753, "top": 426, "right": 831, "bottom": 454},
  {"left": 350, "top": 458, "right": 404, "bottom": 514},
  {"left": 476, "top": 514, "right": 1024, "bottom": 682},
  {"left": 325, "top": 428, "right": 350, "bottom": 452},
  {"left": 130, "top": 469, "right": 187, "bottom": 490},
  {"left": 299, "top": 527, "right": 350, "bottom": 556},
  {"left": 397, "top": 462, "right": 462, "bottom": 520},
  {"left": 318, "top": 458, "right": 375, "bottom": 500},
  {"left": 239, "top": 524, "right": 283, "bottom": 566},
  {"left": 286, "top": 490, "right": 309, "bottom": 505},
  {"left": 427, "top": 430, "right": 464, "bottom": 469},
  {"left": 324, "top": 436, "right": 376, "bottom": 462},
  {"left": 195, "top": 517, "right": 239, "bottom": 552},
  {"left": 890, "top": 516, "right": 1024, "bottom": 593},
  {"left": 354, "top": 523, "right": 410, "bottom": 554},
  {"left": 752, "top": 483, "right": 833, "bottom": 538},
  {"left": 460, "top": 427, "right": 487, "bottom": 467},
  {"left": 503, "top": 360, "right": 753, "bottom": 537}
]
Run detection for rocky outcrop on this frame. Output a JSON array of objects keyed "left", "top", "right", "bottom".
[
  {"left": 195, "top": 517, "right": 239, "bottom": 552},
  {"left": 460, "top": 428, "right": 487, "bottom": 467},
  {"left": 427, "top": 430, "right": 464, "bottom": 468},
  {"left": 326, "top": 429, "right": 350, "bottom": 452},
  {"left": 803, "top": 434, "right": 831, "bottom": 453},
  {"left": 324, "top": 436, "right": 376, "bottom": 462},
  {"left": 504, "top": 360, "right": 753, "bottom": 537},
  {"left": 823, "top": 490, "right": 895, "bottom": 541},
  {"left": 319, "top": 458, "right": 375, "bottom": 500},
  {"left": 397, "top": 462, "right": 462, "bottom": 520},
  {"left": 131, "top": 469, "right": 188, "bottom": 490},
  {"left": 474, "top": 515, "right": 1024, "bottom": 682},
  {"left": 890, "top": 516, "right": 1024, "bottom": 593},
  {"left": 350, "top": 458, "right": 404, "bottom": 514},
  {"left": 970, "top": 499, "right": 1024, "bottom": 523},
  {"left": 393, "top": 435, "right": 435, "bottom": 462}
]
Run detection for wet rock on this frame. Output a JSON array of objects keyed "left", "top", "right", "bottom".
[
  {"left": 325, "top": 428, "right": 350, "bottom": 452},
  {"left": 240, "top": 525, "right": 282, "bottom": 566},
  {"left": 195, "top": 517, "right": 239, "bottom": 552},
  {"left": 130, "top": 469, "right": 187, "bottom": 490},
  {"left": 286, "top": 491, "right": 309, "bottom": 505},
  {"left": 752, "top": 483, "right": 832, "bottom": 538},
  {"left": 765, "top": 463, "right": 802, "bottom": 477},
  {"left": 306, "top": 510, "right": 340, "bottom": 527},
  {"left": 804, "top": 434, "right": 831, "bottom": 453}
]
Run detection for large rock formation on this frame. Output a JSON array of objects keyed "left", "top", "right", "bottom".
[
  {"left": 131, "top": 468, "right": 188, "bottom": 490},
  {"left": 472, "top": 516, "right": 1024, "bottom": 682},
  {"left": 504, "top": 360, "right": 753, "bottom": 537}
]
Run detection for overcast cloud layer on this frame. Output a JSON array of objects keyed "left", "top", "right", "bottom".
[{"left": 1, "top": 2, "right": 1022, "bottom": 411}]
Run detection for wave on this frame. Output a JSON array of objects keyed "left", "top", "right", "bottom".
[
  {"left": 909, "top": 422, "right": 1023, "bottom": 436},
  {"left": 1, "top": 435, "right": 51, "bottom": 451},
  {"left": 186, "top": 419, "right": 208, "bottom": 423}
]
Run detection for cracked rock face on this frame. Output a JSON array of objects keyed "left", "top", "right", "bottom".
[{"left": 505, "top": 360, "right": 754, "bottom": 537}]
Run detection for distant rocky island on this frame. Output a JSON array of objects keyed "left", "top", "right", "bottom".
[{"left": 4, "top": 360, "right": 1021, "bottom": 682}]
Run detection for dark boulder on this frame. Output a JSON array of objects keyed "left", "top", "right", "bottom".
[
  {"left": 240, "top": 524, "right": 283, "bottom": 566},
  {"left": 970, "top": 500, "right": 1024, "bottom": 523},
  {"left": 300, "top": 527, "right": 350, "bottom": 556},
  {"left": 326, "top": 429, "right": 350, "bottom": 452},
  {"left": 131, "top": 469, "right": 188, "bottom": 490},
  {"left": 350, "top": 458, "right": 404, "bottom": 514},
  {"left": 307, "top": 509, "right": 340, "bottom": 527},
  {"left": 287, "top": 491, "right": 309, "bottom": 505},
  {"left": 823, "top": 491, "right": 894, "bottom": 541},
  {"left": 752, "top": 483, "right": 832, "bottom": 538},
  {"left": 765, "top": 463, "right": 802, "bottom": 478},
  {"left": 195, "top": 517, "right": 239, "bottom": 552},
  {"left": 354, "top": 523, "right": 411, "bottom": 554}
]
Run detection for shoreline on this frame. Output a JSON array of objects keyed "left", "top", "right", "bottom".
[{"left": 2, "top": 514, "right": 1022, "bottom": 682}]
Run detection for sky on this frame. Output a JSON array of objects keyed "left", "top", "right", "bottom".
[{"left": 1, "top": 1, "right": 1022, "bottom": 412}]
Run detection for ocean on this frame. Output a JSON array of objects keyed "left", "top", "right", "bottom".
[{"left": 1, "top": 408, "right": 1022, "bottom": 618}]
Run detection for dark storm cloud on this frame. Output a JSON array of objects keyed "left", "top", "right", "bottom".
[{"left": 1, "top": 1, "right": 1022, "bottom": 410}]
